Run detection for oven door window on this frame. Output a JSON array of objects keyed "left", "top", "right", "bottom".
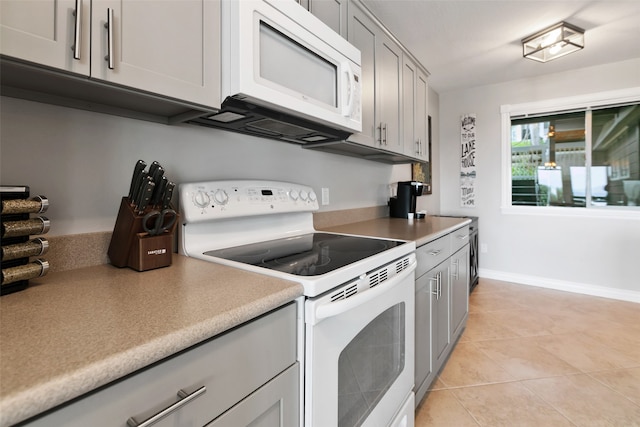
[{"left": 338, "top": 303, "right": 405, "bottom": 427}]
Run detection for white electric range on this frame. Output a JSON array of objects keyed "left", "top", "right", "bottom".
[{"left": 179, "top": 180, "right": 416, "bottom": 427}]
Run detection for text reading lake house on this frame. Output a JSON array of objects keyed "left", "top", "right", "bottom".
[{"left": 461, "top": 114, "right": 476, "bottom": 207}]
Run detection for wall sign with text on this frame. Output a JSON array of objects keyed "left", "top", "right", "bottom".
[{"left": 460, "top": 114, "right": 476, "bottom": 207}]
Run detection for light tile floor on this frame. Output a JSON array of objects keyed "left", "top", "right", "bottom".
[{"left": 415, "top": 278, "right": 640, "bottom": 426}]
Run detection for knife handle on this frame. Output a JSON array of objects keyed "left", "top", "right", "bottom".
[
  {"left": 162, "top": 182, "right": 175, "bottom": 210},
  {"left": 151, "top": 176, "right": 168, "bottom": 208},
  {"left": 131, "top": 171, "right": 147, "bottom": 207},
  {"left": 128, "top": 160, "right": 146, "bottom": 200},
  {"left": 148, "top": 161, "right": 161, "bottom": 179},
  {"left": 137, "top": 180, "right": 155, "bottom": 215}
]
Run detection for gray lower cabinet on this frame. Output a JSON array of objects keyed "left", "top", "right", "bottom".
[
  {"left": 414, "top": 226, "right": 470, "bottom": 407},
  {"left": 451, "top": 245, "right": 470, "bottom": 340},
  {"left": 414, "top": 272, "right": 434, "bottom": 398},
  {"left": 206, "top": 363, "right": 298, "bottom": 427},
  {"left": 24, "top": 303, "right": 298, "bottom": 427},
  {"left": 415, "top": 258, "right": 449, "bottom": 406},
  {"left": 432, "top": 263, "right": 451, "bottom": 368},
  {"left": 415, "top": 261, "right": 449, "bottom": 400}
]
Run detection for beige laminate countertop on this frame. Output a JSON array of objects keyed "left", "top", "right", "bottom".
[
  {"left": 320, "top": 215, "right": 471, "bottom": 247},
  {"left": 0, "top": 256, "right": 302, "bottom": 427}
]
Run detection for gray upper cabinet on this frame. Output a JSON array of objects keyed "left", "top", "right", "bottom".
[
  {"left": 415, "top": 68, "right": 429, "bottom": 162},
  {"left": 0, "top": 0, "right": 90, "bottom": 75},
  {"left": 347, "top": 0, "right": 402, "bottom": 152},
  {"left": 347, "top": 1, "right": 377, "bottom": 148},
  {"left": 301, "top": 0, "right": 348, "bottom": 37},
  {"left": 376, "top": 34, "right": 403, "bottom": 154},
  {"left": 90, "top": 0, "right": 220, "bottom": 108},
  {"left": 403, "top": 56, "right": 429, "bottom": 162},
  {"left": 1, "top": 0, "right": 220, "bottom": 120},
  {"left": 2, "top": 0, "right": 428, "bottom": 164},
  {"left": 338, "top": 0, "right": 430, "bottom": 163},
  {"left": 403, "top": 58, "right": 418, "bottom": 158}
]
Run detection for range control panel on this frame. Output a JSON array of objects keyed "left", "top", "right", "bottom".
[{"left": 180, "top": 180, "right": 319, "bottom": 223}]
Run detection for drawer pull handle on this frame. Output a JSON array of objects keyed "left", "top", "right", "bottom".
[
  {"left": 126, "top": 386, "right": 206, "bottom": 427},
  {"left": 457, "top": 234, "right": 469, "bottom": 240},
  {"left": 428, "top": 249, "right": 441, "bottom": 256}
]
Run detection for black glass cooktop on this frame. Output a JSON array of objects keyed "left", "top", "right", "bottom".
[{"left": 204, "top": 232, "right": 405, "bottom": 276}]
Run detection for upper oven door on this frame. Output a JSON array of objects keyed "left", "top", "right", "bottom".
[
  {"left": 221, "top": 0, "right": 362, "bottom": 133},
  {"left": 304, "top": 258, "right": 416, "bottom": 427}
]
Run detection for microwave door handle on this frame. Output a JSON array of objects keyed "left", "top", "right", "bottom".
[
  {"left": 310, "top": 260, "right": 416, "bottom": 325},
  {"left": 342, "top": 62, "right": 355, "bottom": 117}
]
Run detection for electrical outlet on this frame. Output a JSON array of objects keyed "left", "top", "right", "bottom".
[
  {"left": 321, "top": 188, "right": 330, "bottom": 205},
  {"left": 480, "top": 243, "right": 488, "bottom": 254}
]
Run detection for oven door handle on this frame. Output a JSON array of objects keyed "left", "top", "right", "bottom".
[{"left": 311, "top": 260, "right": 416, "bottom": 324}]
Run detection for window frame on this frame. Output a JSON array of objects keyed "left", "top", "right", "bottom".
[{"left": 500, "top": 87, "right": 640, "bottom": 219}]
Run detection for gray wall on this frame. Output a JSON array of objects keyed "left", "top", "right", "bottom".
[
  {"left": 1, "top": 96, "right": 412, "bottom": 236},
  {"left": 438, "top": 58, "right": 640, "bottom": 298}
]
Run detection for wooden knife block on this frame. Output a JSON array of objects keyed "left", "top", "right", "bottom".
[
  {"left": 108, "top": 197, "right": 178, "bottom": 271},
  {"left": 128, "top": 232, "right": 174, "bottom": 272}
]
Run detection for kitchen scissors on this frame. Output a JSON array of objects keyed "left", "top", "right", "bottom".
[{"left": 142, "top": 209, "right": 177, "bottom": 236}]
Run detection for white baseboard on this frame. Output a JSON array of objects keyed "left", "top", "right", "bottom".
[{"left": 479, "top": 268, "right": 640, "bottom": 303}]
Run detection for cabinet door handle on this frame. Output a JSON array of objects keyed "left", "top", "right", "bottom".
[
  {"left": 452, "top": 259, "right": 459, "bottom": 280},
  {"left": 429, "top": 276, "right": 438, "bottom": 299},
  {"left": 383, "top": 123, "right": 388, "bottom": 145},
  {"left": 377, "top": 123, "right": 383, "bottom": 145},
  {"left": 104, "top": 8, "right": 114, "bottom": 69},
  {"left": 437, "top": 271, "right": 442, "bottom": 298},
  {"left": 126, "top": 386, "right": 206, "bottom": 427},
  {"left": 71, "top": 0, "right": 82, "bottom": 60}
]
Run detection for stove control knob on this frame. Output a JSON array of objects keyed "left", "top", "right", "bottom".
[
  {"left": 300, "top": 190, "right": 308, "bottom": 201},
  {"left": 308, "top": 191, "right": 317, "bottom": 202},
  {"left": 290, "top": 189, "right": 299, "bottom": 201},
  {"left": 193, "top": 191, "right": 210, "bottom": 208},
  {"left": 213, "top": 189, "right": 229, "bottom": 205}
]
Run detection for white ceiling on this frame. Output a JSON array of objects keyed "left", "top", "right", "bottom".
[{"left": 360, "top": 0, "right": 640, "bottom": 93}]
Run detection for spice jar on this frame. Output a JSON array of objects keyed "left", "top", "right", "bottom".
[
  {"left": 1, "top": 195, "right": 48, "bottom": 215},
  {"left": 1, "top": 259, "right": 49, "bottom": 286},
  {"left": 1, "top": 217, "right": 50, "bottom": 238},
  {"left": 1, "top": 238, "right": 49, "bottom": 261}
]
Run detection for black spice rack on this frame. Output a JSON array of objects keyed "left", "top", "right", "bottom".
[{"left": 1, "top": 186, "right": 50, "bottom": 296}]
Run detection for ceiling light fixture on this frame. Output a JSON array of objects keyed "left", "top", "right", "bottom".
[{"left": 522, "top": 21, "right": 585, "bottom": 63}]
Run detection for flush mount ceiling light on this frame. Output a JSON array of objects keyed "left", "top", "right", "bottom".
[{"left": 522, "top": 21, "right": 585, "bottom": 63}]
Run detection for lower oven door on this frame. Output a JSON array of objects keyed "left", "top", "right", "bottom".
[{"left": 304, "top": 259, "right": 416, "bottom": 427}]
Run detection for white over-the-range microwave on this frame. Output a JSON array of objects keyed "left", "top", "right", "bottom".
[{"left": 190, "top": 0, "right": 362, "bottom": 144}]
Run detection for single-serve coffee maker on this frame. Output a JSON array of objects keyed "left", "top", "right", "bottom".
[{"left": 389, "top": 181, "right": 426, "bottom": 218}]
